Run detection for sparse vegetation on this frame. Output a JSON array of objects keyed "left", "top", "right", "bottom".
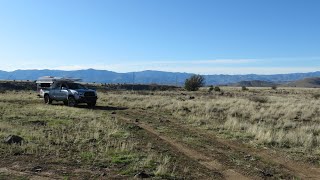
[
  {"left": 102, "top": 87, "right": 320, "bottom": 156},
  {"left": 2, "top": 87, "right": 320, "bottom": 179},
  {"left": 0, "top": 91, "right": 178, "bottom": 179}
]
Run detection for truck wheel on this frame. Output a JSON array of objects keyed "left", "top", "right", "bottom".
[
  {"left": 44, "top": 95, "right": 52, "bottom": 104},
  {"left": 68, "top": 96, "right": 76, "bottom": 107},
  {"left": 63, "top": 101, "right": 68, "bottom": 106},
  {"left": 87, "top": 101, "right": 96, "bottom": 108}
]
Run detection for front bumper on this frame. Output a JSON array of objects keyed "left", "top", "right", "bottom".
[{"left": 77, "top": 96, "right": 97, "bottom": 103}]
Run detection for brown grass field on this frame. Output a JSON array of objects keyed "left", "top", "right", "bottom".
[{"left": 1, "top": 87, "right": 320, "bottom": 179}]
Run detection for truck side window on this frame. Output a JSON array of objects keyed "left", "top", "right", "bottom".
[
  {"left": 61, "top": 84, "right": 67, "bottom": 89},
  {"left": 54, "top": 83, "right": 61, "bottom": 89},
  {"left": 40, "top": 83, "right": 51, "bottom": 88}
]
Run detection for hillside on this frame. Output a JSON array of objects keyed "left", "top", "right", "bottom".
[
  {"left": 285, "top": 77, "right": 320, "bottom": 88},
  {"left": 231, "top": 80, "right": 277, "bottom": 87},
  {"left": 0, "top": 69, "right": 320, "bottom": 85}
]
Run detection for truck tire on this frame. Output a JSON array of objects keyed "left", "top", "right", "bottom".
[
  {"left": 63, "top": 101, "right": 68, "bottom": 106},
  {"left": 68, "top": 96, "right": 76, "bottom": 107},
  {"left": 44, "top": 94, "right": 52, "bottom": 104},
  {"left": 87, "top": 101, "right": 96, "bottom": 108}
]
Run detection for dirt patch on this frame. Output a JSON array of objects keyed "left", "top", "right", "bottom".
[{"left": 0, "top": 167, "right": 53, "bottom": 180}]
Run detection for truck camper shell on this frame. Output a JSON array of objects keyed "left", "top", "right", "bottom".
[{"left": 36, "top": 76, "right": 82, "bottom": 97}]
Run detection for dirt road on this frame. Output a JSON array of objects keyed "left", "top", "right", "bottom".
[{"left": 115, "top": 108, "right": 320, "bottom": 179}]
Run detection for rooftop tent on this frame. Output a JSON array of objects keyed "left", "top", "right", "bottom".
[
  {"left": 36, "top": 76, "right": 82, "bottom": 84},
  {"left": 36, "top": 76, "right": 61, "bottom": 84}
]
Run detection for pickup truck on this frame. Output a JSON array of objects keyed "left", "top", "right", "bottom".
[{"left": 43, "top": 81, "right": 97, "bottom": 107}]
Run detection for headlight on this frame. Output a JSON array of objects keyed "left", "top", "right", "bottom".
[{"left": 78, "top": 92, "right": 84, "bottom": 96}]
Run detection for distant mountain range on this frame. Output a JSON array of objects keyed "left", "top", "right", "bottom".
[{"left": 0, "top": 69, "right": 320, "bottom": 85}]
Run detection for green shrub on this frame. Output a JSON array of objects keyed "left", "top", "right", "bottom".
[
  {"left": 242, "top": 86, "right": 248, "bottom": 91},
  {"left": 214, "top": 86, "right": 221, "bottom": 92},
  {"left": 184, "top": 75, "right": 205, "bottom": 91}
]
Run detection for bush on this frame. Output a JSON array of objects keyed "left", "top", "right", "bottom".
[
  {"left": 184, "top": 75, "right": 205, "bottom": 91},
  {"left": 214, "top": 86, "right": 221, "bottom": 92},
  {"left": 313, "top": 94, "right": 320, "bottom": 99},
  {"left": 242, "top": 86, "right": 248, "bottom": 91},
  {"left": 271, "top": 85, "right": 277, "bottom": 90},
  {"left": 249, "top": 96, "right": 268, "bottom": 103},
  {"left": 208, "top": 86, "right": 214, "bottom": 92}
]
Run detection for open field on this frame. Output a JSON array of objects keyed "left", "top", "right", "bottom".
[{"left": 1, "top": 87, "right": 320, "bottom": 179}]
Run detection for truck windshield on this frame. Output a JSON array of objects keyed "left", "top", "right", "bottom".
[{"left": 67, "top": 83, "right": 87, "bottom": 89}]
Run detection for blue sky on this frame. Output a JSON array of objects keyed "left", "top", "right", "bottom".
[{"left": 0, "top": 0, "right": 319, "bottom": 74}]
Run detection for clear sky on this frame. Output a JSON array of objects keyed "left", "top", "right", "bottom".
[{"left": 0, "top": 0, "right": 319, "bottom": 74}]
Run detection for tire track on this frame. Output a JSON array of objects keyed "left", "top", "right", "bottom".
[
  {"left": 126, "top": 109, "right": 320, "bottom": 180},
  {"left": 118, "top": 115, "right": 252, "bottom": 180}
]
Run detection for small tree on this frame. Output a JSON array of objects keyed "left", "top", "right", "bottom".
[
  {"left": 185, "top": 75, "right": 205, "bottom": 91},
  {"left": 214, "top": 86, "right": 221, "bottom": 92},
  {"left": 208, "top": 86, "right": 214, "bottom": 92},
  {"left": 271, "top": 85, "right": 277, "bottom": 90},
  {"left": 242, "top": 86, "right": 248, "bottom": 91}
]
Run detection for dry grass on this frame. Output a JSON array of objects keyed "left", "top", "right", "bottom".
[
  {"left": 101, "top": 87, "right": 320, "bottom": 156},
  {"left": 0, "top": 91, "right": 175, "bottom": 178},
  {"left": 1, "top": 87, "right": 320, "bottom": 178}
]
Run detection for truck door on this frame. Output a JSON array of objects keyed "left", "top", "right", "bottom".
[
  {"left": 50, "top": 82, "right": 61, "bottom": 99},
  {"left": 49, "top": 83, "right": 57, "bottom": 99},
  {"left": 56, "top": 83, "right": 69, "bottom": 100}
]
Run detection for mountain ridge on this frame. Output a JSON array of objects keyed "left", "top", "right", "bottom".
[
  {"left": 285, "top": 77, "right": 320, "bottom": 88},
  {"left": 0, "top": 69, "right": 320, "bottom": 85}
]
